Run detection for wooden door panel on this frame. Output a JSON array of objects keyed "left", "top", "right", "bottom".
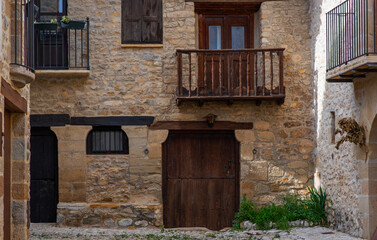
[
  {"left": 30, "top": 127, "right": 58, "bottom": 223},
  {"left": 164, "top": 131, "right": 239, "bottom": 230}
]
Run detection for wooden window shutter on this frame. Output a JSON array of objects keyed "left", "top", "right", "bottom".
[
  {"left": 122, "top": 0, "right": 142, "bottom": 43},
  {"left": 141, "top": 0, "right": 162, "bottom": 43}
]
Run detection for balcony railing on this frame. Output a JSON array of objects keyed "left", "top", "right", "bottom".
[
  {"left": 176, "top": 48, "right": 285, "bottom": 105},
  {"left": 326, "top": 0, "right": 376, "bottom": 71},
  {"left": 11, "top": 0, "right": 90, "bottom": 71}
]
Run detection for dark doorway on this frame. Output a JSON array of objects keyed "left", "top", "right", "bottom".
[
  {"left": 30, "top": 127, "right": 58, "bottom": 223},
  {"left": 163, "top": 131, "right": 240, "bottom": 230},
  {"left": 3, "top": 111, "right": 11, "bottom": 240}
]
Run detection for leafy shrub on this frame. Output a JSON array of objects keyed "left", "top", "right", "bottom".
[{"left": 233, "top": 186, "right": 328, "bottom": 231}]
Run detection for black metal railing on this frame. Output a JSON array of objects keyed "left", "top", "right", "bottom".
[
  {"left": 11, "top": 0, "right": 35, "bottom": 71},
  {"left": 11, "top": 0, "right": 90, "bottom": 71},
  {"left": 34, "top": 19, "right": 90, "bottom": 70},
  {"left": 326, "top": 0, "right": 376, "bottom": 71}
]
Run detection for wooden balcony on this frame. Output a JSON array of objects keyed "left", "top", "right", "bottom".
[{"left": 176, "top": 48, "right": 285, "bottom": 106}]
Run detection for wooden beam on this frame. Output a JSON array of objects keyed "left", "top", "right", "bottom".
[
  {"left": 71, "top": 116, "right": 155, "bottom": 126},
  {"left": 1, "top": 78, "right": 27, "bottom": 113},
  {"left": 30, "top": 114, "right": 70, "bottom": 127},
  {"left": 339, "top": 74, "right": 366, "bottom": 78},
  {"left": 326, "top": 78, "right": 353, "bottom": 83},
  {"left": 186, "top": 0, "right": 283, "bottom": 2},
  {"left": 150, "top": 121, "right": 253, "bottom": 130}
]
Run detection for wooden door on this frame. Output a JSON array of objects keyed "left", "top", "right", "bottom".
[
  {"left": 3, "top": 111, "right": 10, "bottom": 240},
  {"left": 199, "top": 15, "right": 253, "bottom": 96},
  {"left": 30, "top": 127, "right": 58, "bottom": 223},
  {"left": 163, "top": 131, "right": 239, "bottom": 230}
]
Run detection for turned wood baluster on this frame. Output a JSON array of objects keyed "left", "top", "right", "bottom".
[
  {"left": 189, "top": 52, "right": 192, "bottom": 97},
  {"left": 204, "top": 53, "right": 207, "bottom": 95},
  {"left": 279, "top": 51, "right": 284, "bottom": 95},
  {"left": 197, "top": 53, "right": 200, "bottom": 97},
  {"left": 262, "top": 51, "right": 265, "bottom": 96},
  {"left": 178, "top": 52, "right": 182, "bottom": 96},
  {"left": 219, "top": 54, "right": 222, "bottom": 96},
  {"left": 228, "top": 54, "right": 231, "bottom": 96},
  {"left": 247, "top": 52, "right": 250, "bottom": 96},
  {"left": 239, "top": 53, "right": 242, "bottom": 96},
  {"left": 254, "top": 52, "right": 257, "bottom": 96},
  {"left": 212, "top": 54, "right": 215, "bottom": 95},
  {"left": 270, "top": 51, "right": 273, "bottom": 95}
]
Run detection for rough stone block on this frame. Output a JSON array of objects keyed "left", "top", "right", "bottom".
[
  {"left": 72, "top": 183, "right": 86, "bottom": 202},
  {"left": 83, "top": 215, "right": 101, "bottom": 225},
  {"left": 269, "top": 166, "right": 284, "bottom": 177},
  {"left": 241, "top": 144, "right": 254, "bottom": 161},
  {"left": 148, "top": 130, "right": 169, "bottom": 144},
  {"left": 59, "top": 183, "right": 72, "bottom": 202},
  {"left": 72, "top": 153, "right": 86, "bottom": 168},
  {"left": 122, "top": 126, "right": 148, "bottom": 138},
  {"left": 104, "top": 218, "right": 115, "bottom": 227},
  {"left": 12, "top": 114, "right": 26, "bottom": 137},
  {"left": 249, "top": 161, "right": 268, "bottom": 181},
  {"left": 235, "top": 130, "right": 256, "bottom": 143},
  {"left": 12, "top": 201, "right": 26, "bottom": 226},
  {"left": 130, "top": 166, "right": 161, "bottom": 174},
  {"left": 254, "top": 121, "right": 270, "bottom": 131},
  {"left": 12, "top": 183, "right": 28, "bottom": 200},
  {"left": 60, "top": 168, "right": 85, "bottom": 182},
  {"left": 58, "top": 152, "right": 72, "bottom": 168},
  {"left": 255, "top": 183, "right": 269, "bottom": 195},
  {"left": 59, "top": 141, "right": 86, "bottom": 153},
  {"left": 118, "top": 218, "right": 133, "bottom": 227},
  {"left": 12, "top": 138, "right": 27, "bottom": 160},
  {"left": 240, "top": 181, "right": 254, "bottom": 198},
  {"left": 148, "top": 143, "right": 162, "bottom": 159},
  {"left": 12, "top": 161, "right": 27, "bottom": 183},
  {"left": 298, "top": 139, "right": 313, "bottom": 154},
  {"left": 288, "top": 161, "right": 308, "bottom": 169},
  {"left": 135, "top": 220, "right": 148, "bottom": 227},
  {"left": 257, "top": 131, "right": 275, "bottom": 142}
]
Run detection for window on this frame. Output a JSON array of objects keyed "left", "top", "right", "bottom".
[
  {"left": 87, "top": 126, "right": 129, "bottom": 155},
  {"left": 121, "top": 0, "right": 162, "bottom": 44}
]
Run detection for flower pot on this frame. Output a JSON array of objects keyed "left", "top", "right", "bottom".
[
  {"left": 34, "top": 22, "right": 58, "bottom": 30},
  {"left": 60, "top": 20, "right": 86, "bottom": 30}
]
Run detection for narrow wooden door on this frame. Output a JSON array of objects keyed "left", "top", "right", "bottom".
[
  {"left": 3, "top": 111, "right": 11, "bottom": 240},
  {"left": 30, "top": 127, "right": 58, "bottom": 222},
  {"left": 199, "top": 15, "right": 254, "bottom": 96},
  {"left": 163, "top": 131, "right": 239, "bottom": 230}
]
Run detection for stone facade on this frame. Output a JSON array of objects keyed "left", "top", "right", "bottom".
[
  {"left": 311, "top": 0, "right": 377, "bottom": 239},
  {"left": 30, "top": 0, "right": 316, "bottom": 233},
  {"left": 1, "top": 0, "right": 32, "bottom": 239}
]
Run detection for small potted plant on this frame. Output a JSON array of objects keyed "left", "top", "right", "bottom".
[
  {"left": 34, "top": 19, "right": 58, "bottom": 30},
  {"left": 60, "top": 16, "right": 86, "bottom": 29}
]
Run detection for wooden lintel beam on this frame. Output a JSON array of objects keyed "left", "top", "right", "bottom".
[
  {"left": 354, "top": 69, "right": 377, "bottom": 73},
  {"left": 339, "top": 74, "right": 365, "bottom": 78},
  {"left": 186, "top": 0, "right": 284, "bottom": 2},
  {"left": 326, "top": 78, "right": 353, "bottom": 83},
  {"left": 1, "top": 78, "right": 27, "bottom": 113},
  {"left": 150, "top": 121, "right": 253, "bottom": 130}
]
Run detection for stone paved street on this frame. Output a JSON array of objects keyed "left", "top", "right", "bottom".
[{"left": 30, "top": 224, "right": 365, "bottom": 240}]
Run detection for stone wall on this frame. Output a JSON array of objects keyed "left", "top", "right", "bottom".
[
  {"left": 310, "top": 0, "right": 364, "bottom": 237},
  {"left": 0, "top": 0, "right": 32, "bottom": 239},
  {"left": 31, "top": 0, "right": 316, "bottom": 229}
]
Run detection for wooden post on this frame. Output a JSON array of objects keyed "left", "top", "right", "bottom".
[
  {"left": 254, "top": 52, "right": 257, "bottom": 96},
  {"left": 247, "top": 52, "right": 250, "bottom": 96},
  {"left": 270, "top": 51, "right": 273, "bottom": 95},
  {"left": 177, "top": 52, "right": 183, "bottom": 96},
  {"left": 262, "top": 51, "right": 265, "bottom": 96},
  {"left": 239, "top": 53, "right": 242, "bottom": 96},
  {"left": 189, "top": 53, "right": 192, "bottom": 97},
  {"left": 212, "top": 54, "right": 215, "bottom": 95},
  {"left": 219, "top": 54, "right": 222, "bottom": 96},
  {"left": 279, "top": 51, "right": 284, "bottom": 94}
]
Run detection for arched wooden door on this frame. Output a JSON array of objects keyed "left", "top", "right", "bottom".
[
  {"left": 163, "top": 131, "right": 240, "bottom": 230},
  {"left": 30, "top": 127, "right": 58, "bottom": 222}
]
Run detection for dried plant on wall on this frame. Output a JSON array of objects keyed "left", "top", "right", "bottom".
[{"left": 335, "top": 118, "right": 368, "bottom": 159}]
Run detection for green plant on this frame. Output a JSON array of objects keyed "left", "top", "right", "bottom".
[
  {"left": 206, "top": 233, "right": 216, "bottom": 238},
  {"left": 50, "top": 19, "right": 57, "bottom": 23},
  {"left": 233, "top": 194, "right": 257, "bottom": 229},
  {"left": 62, "top": 16, "right": 70, "bottom": 24},
  {"left": 306, "top": 186, "right": 327, "bottom": 226},
  {"left": 273, "top": 233, "right": 281, "bottom": 239},
  {"left": 161, "top": 224, "right": 165, "bottom": 233}
]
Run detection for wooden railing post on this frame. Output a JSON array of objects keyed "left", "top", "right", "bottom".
[
  {"left": 270, "top": 51, "right": 273, "bottom": 95},
  {"left": 188, "top": 52, "right": 192, "bottom": 97},
  {"left": 177, "top": 51, "right": 183, "bottom": 96},
  {"left": 279, "top": 50, "right": 284, "bottom": 95}
]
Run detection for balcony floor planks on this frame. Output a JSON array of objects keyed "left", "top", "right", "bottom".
[{"left": 176, "top": 95, "right": 285, "bottom": 106}]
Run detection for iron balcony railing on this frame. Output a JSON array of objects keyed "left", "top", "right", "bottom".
[
  {"left": 326, "top": 0, "right": 376, "bottom": 71},
  {"left": 176, "top": 48, "right": 285, "bottom": 104},
  {"left": 11, "top": 0, "right": 90, "bottom": 71}
]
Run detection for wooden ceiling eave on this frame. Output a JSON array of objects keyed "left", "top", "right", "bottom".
[{"left": 192, "top": 2, "right": 262, "bottom": 14}]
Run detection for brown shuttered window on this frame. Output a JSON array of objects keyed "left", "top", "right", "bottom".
[{"left": 122, "top": 0, "right": 162, "bottom": 44}]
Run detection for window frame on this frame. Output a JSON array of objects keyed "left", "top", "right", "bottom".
[{"left": 86, "top": 126, "right": 129, "bottom": 155}]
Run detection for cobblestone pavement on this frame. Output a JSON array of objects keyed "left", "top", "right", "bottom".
[{"left": 30, "top": 224, "right": 365, "bottom": 240}]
